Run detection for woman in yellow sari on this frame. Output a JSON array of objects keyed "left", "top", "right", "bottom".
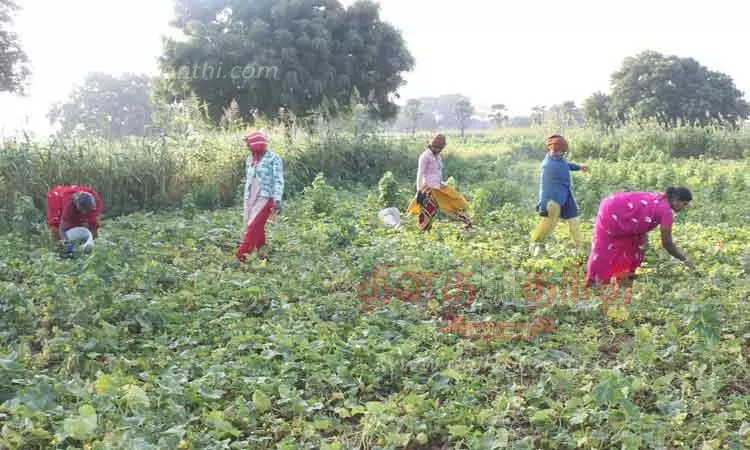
[{"left": 407, "top": 134, "right": 473, "bottom": 231}]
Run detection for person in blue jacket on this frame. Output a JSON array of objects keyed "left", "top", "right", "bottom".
[{"left": 530, "top": 134, "right": 589, "bottom": 256}]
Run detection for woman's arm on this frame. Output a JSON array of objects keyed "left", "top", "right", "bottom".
[
  {"left": 660, "top": 225, "right": 693, "bottom": 268},
  {"left": 568, "top": 162, "right": 589, "bottom": 172},
  {"left": 272, "top": 156, "right": 284, "bottom": 209},
  {"left": 416, "top": 153, "right": 426, "bottom": 191},
  {"left": 244, "top": 156, "right": 252, "bottom": 199}
]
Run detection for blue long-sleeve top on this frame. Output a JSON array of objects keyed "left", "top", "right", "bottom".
[{"left": 537, "top": 154, "right": 582, "bottom": 212}]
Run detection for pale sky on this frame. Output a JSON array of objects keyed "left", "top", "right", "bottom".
[{"left": 2, "top": 0, "right": 749, "bottom": 137}]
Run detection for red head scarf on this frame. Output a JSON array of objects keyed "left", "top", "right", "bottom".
[
  {"left": 545, "top": 135, "right": 568, "bottom": 153},
  {"left": 245, "top": 131, "right": 269, "bottom": 164}
]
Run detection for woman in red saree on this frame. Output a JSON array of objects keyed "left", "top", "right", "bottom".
[{"left": 586, "top": 186, "right": 695, "bottom": 286}]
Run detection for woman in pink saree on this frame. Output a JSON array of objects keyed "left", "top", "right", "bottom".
[{"left": 586, "top": 186, "right": 695, "bottom": 286}]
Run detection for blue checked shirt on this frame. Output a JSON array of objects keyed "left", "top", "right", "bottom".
[{"left": 244, "top": 151, "right": 284, "bottom": 202}]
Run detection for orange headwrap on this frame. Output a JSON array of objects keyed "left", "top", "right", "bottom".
[
  {"left": 245, "top": 131, "right": 268, "bottom": 164},
  {"left": 430, "top": 134, "right": 446, "bottom": 150},
  {"left": 545, "top": 135, "right": 568, "bottom": 153}
]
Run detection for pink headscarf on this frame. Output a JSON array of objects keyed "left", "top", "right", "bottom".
[{"left": 244, "top": 131, "right": 269, "bottom": 164}]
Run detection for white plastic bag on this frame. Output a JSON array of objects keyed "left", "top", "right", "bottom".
[
  {"left": 65, "top": 227, "right": 94, "bottom": 251},
  {"left": 378, "top": 207, "right": 401, "bottom": 228}
]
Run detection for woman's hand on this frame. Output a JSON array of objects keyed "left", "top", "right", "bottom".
[{"left": 580, "top": 165, "right": 590, "bottom": 172}]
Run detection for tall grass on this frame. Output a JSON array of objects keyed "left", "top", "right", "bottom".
[
  {"left": 426, "top": 122, "right": 750, "bottom": 160},
  {"left": 1, "top": 122, "right": 748, "bottom": 234}
]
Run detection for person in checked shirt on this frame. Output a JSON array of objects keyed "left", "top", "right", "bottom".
[{"left": 234, "top": 131, "right": 284, "bottom": 263}]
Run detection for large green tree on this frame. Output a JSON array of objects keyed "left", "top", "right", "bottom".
[
  {"left": 609, "top": 50, "right": 749, "bottom": 128},
  {"left": 455, "top": 99, "right": 474, "bottom": 138},
  {"left": 0, "top": 0, "right": 29, "bottom": 94},
  {"left": 489, "top": 103, "right": 508, "bottom": 127},
  {"left": 48, "top": 73, "right": 156, "bottom": 138},
  {"left": 582, "top": 91, "right": 614, "bottom": 131},
  {"left": 159, "top": 0, "right": 414, "bottom": 126},
  {"left": 403, "top": 99, "right": 422, "bottom": 135},
  {"left": 547, "top": 101, "right": 582, "bottom": 131}
]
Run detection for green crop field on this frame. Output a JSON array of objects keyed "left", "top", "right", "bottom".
[{"left": 1, "top": 127, "right": 750, "bottom": 449}]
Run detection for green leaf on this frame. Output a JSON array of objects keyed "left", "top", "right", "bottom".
[
  {"left": 63, "top": 404, "right": 98, "bottom": 440},
  {"left": 657, "top": 399, "right": 686, "bottom": 417},
  {"left": 448, "top": 424, "right": 472, "bottom": 438},
  {"left": 121, "top": 384, "right": 150, "bottom": 410},
  {"left": 253, "top": 390, "right": 271, "bottom": 413},
  {"left": 441, "top": 368, "right": 463, "bottom": 380},
  {"left": 530, "top": 409, "right": 555, "bottom": 424},
  {"left": 94, "top": 374, "right": 116, "bottom": 396},
  {"left": 569, "top": 409, "right": 588, "bottom": 425},
  {"left": 493, "top": 428, "right": 510, "bottom": 448},
  {"left": 619, "top": 399, "right": 640, "bottom": 421},
  {"left": 320, "top": 442, "right": 343, "bottom": 450},
  {"left": 313, "top": 419, "right": 330, "bottom": 431},
  {"left": 593, "top": 376, "right": 620, "bottom": 406}
]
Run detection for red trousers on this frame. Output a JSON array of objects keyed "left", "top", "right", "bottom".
[{"left": 235, "top": 199, "right": 274, "bottom": 261}]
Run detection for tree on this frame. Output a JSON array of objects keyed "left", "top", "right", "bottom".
[
  {"left": 489, "top": 104, "right": 508, "bottom": 127},
  {"left": 455, "top": 99, "right": 474, "bottom": 138},
  {"left": 159, "top": 0, "right": 414, "bottom": 127},
  {"left": 0, "top": 0, "right": 30, "bottom": 94},
  {"left": 609, "top": 50, "right": 750, "bottom": 128},
  {"left": 48, "top": 72, "right": 156, "bottom": 138},
  {"left": 389, "top": 98, "right": 437, "bottom": 132},
  {"left": 530, "top": 106, "right": 546, "bottom": 126},
  {"left": 403, "top": 99, "right": 422, "bottom": 135},
  {"left": 547, "top": 101, "right": 583, "bottom": 132},
  {"left": 427, "top": 94, "right": 468, "bottom": 129},
  {"left": 583, "top": 92, "right": 614, "bottom": 131}
]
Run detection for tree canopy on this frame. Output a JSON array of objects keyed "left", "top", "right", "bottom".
[
  {"left": 582, "top": 92, "right": 614, "bottom": 131},
  {"left": 47, "top": 73, "right": 156, "bottom": 138},
  {"left": 455, "top": 99, "right": 474, "bottom": 137},
  {"left": 607, "top": 50, "right": 749, "bottom": 128},
  {"left": 0, "top": 0, "right": 29, "bottom": 94},
  {"left": 159, "top": 0, "right": 414, "bottom": 126}
]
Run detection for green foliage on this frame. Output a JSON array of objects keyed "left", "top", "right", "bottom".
[
  {"left": 377, "top": 171, "right": 398, "bottom": 207},
  {"left": 609, "top": 50, "right": 750, "bottom": 128},
  {"left": 0, "top": 0, "right": 30, "bottom": 94},
  {"left": 469, "top": 179, "right": 523, "bottom": 217},
  {"left": 47, "top": 72, "right": 156, "bottom": 138},
  {"left": 160, "top": 0, "right": 415, "bottom": 125},
  {"left": 391, "top": 94, "right": 471, "bottom": 132},
  {"left": 545, "top": 101, "right": 584, "bottom": 132},
  {"left": 402, "top": 99, "right": 423, "bottom": 135},
  {"left": 0, "top": 163, "right": 747, "bottom": 448},
  {"left": 1, "top": 123, "right": 749, "bottom": 235},
  {"left": 454, "top": 99, "right": 475, "bottom": 138},
  {"left": 583, "top": 92, "right": 614, "bottom": 131},
  {"left": 301, "top": 172, "right": 337, "bottom": 215}
]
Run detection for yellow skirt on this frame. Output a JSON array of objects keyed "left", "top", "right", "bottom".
[{"left": 407, "top": 185, "right": 471, "bottom": 230}]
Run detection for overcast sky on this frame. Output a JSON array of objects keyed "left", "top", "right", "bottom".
[{"left": 2, "top": 0, "right": 749, "bottom": 136}]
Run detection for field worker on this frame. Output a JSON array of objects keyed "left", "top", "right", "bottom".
[
  {"left": 586, "top": 186, "right": 695, "bottom": 286},
  {"left": 530, "top": 134, "right": 588, "bottom": 256},
  {"left": 46, "top": 185, "right": 103, "bottom": 253},
  {"left": 407, "top": 134, "right": 473, "bottom": 231},
  {"left": 235, "top": 130, "right": 284, "bottom": 263}
]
